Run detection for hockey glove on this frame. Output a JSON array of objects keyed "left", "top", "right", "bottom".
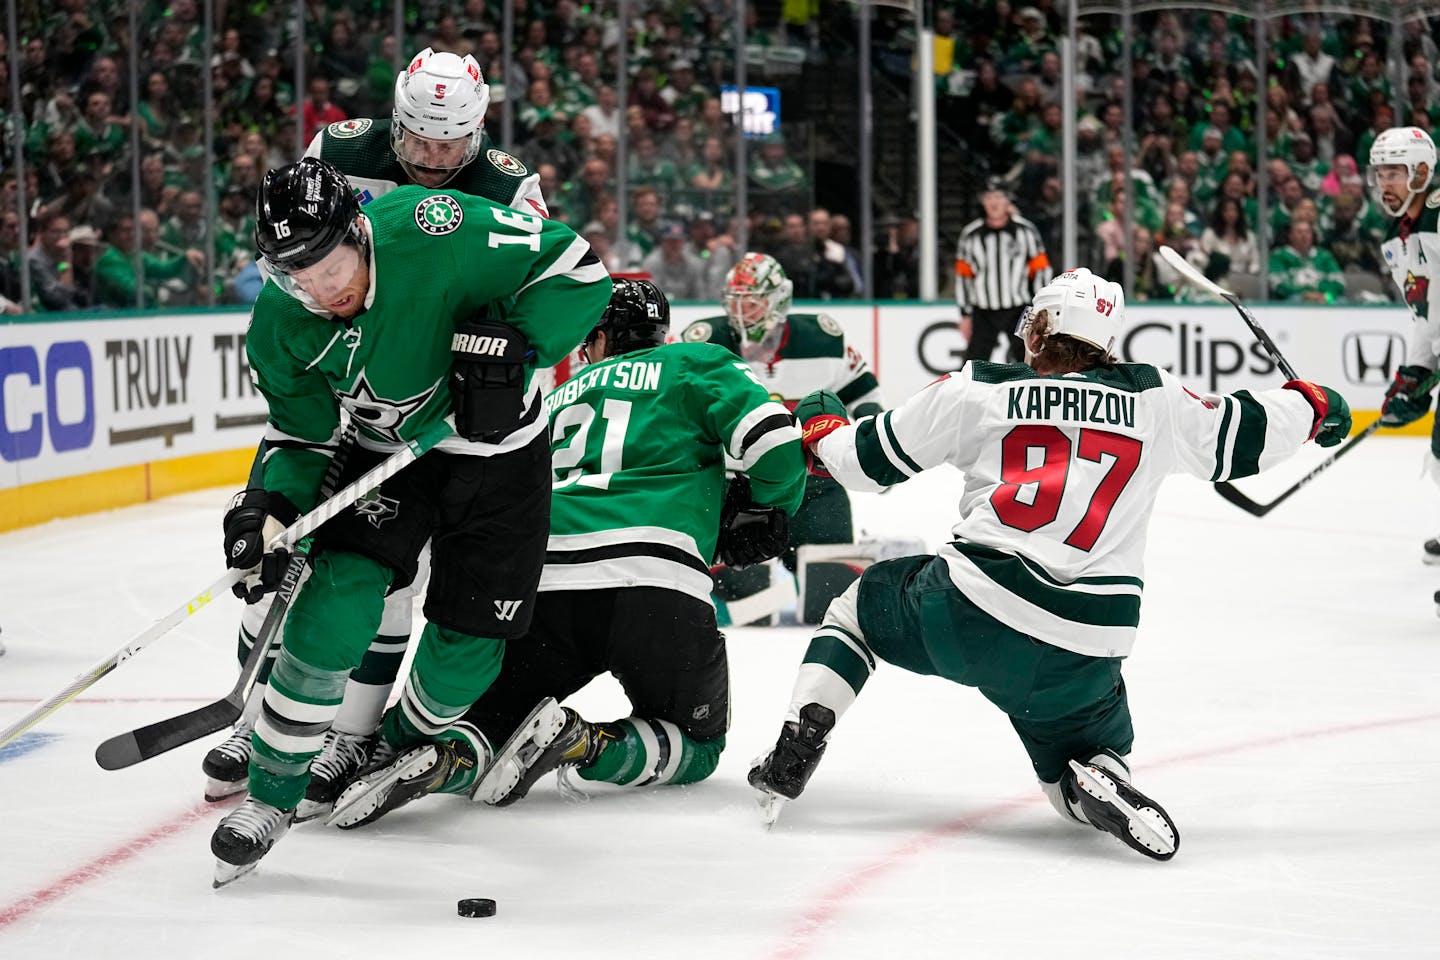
[
  {"left": 794, "top": 390, "right": 850, "bottom": 477},
  {"left": 1283, "top": 380, "right": 1352, "bottom": 448},
  {"left": 1380, "top": 365, "right": 1435, "bottom": 427},
  {"left": 223, "top": 488, "right": 300, "bottom": 603},
  {"left": 449, "top": 317, "right": 536, "bottom": 443},
  {"left": 715, "top": 476, "right": 791, "bottom": 568}
]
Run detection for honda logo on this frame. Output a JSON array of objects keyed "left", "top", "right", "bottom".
[{"left": 1342, "top": 332, "right": 1405, "bottom": 385}]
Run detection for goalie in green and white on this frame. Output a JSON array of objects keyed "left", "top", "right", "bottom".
[
  {"left": 750, "top": 268, "right": 1353, "bottom": 860},
  {"left": 682, "top": 252, "right": 885, "bottom": 623}
]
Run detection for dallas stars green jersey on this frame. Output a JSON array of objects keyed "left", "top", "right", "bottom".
[
  {"left": 680, "top": 313, "right": 882, "bottom": 418},
  {"left": 247, "top": 185, "right": 611, "bottom": 513},
  {"left": 1379, "top": 192, "right": 1440, "bottom": 368},
  {"left": 540, "top": 341, "right": 806, "bottom": 602},
  {"left": 304, "top": 117, "right": 548, "bottom": 217}
]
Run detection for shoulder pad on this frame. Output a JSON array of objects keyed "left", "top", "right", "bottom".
[
  {"left": 816, "top": 313, "right": 844, "bottom": 337},
  {"left": 1427, "top": 189, "right": 1440, "bottom": 210},
  {"left": 486, "top": 148, "right": 529, "bottom": 178},
  {"left": 326, "top": 118, "right": 374, "bottom": 139},
  {"left": 683, "top": 320, "right": 713, "bottom": 342}
]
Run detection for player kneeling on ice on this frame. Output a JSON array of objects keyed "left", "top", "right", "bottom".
[
  {"left": 208, "top": 157, "right": 610, "bottom": 886},
  {"left": 326, "top": 278, "right": 807, "bottom": 826},
  {"left": 749, "top": 268, "right": 1351, "bottom": 860}
]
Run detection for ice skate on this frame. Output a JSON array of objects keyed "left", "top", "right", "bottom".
[
  {"left": 296, "top": 730, "right": 380, "bottom": 822},
  {"left": 202, "top": 720, "right": 253, "bottom": 802},
  {"left": 327, "top": 732, "right": 475, "bottom": 829},
  {"left": 1424, "top": 537, "right": 1440, "bottom": 565},
  {"left": 472, "top": 698, "right": 619, "bottom": 807},
  {"left": 211, "top": 797, "right": 294, "bottom": 888},
  {"left": 748, "top": 702, "right": 835, "bottom": 828},
  {"left": 1063, "top": 758, "right": 1179, "bottom": 861}
]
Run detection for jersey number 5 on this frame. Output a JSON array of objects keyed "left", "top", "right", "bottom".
[
  {"left": 551, "top": 398, "right": 633, "bottom": 490},
  {"left": 989, "top": 425, "right": 1141, "bottom": 551}
]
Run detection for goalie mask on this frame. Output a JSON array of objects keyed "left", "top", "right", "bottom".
[
  {"left": 392, "top": 47, "right": 489, "bottom": 188},
  {"left": 585, "top": 278, "right": 670, "bottom": 361},
  {"left": 1367, "top": 126, "right": 1437, "bottom": 217},
  {"left": 723, "top": 252, "right": 793, "bottom": 344},
  {"left": 1016, "top": 268, "right": 1125, "bottom": 354}
]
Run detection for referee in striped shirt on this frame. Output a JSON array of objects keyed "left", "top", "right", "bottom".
[{"left": 955, "top": 177, "right": 1053, "bottom": 363}]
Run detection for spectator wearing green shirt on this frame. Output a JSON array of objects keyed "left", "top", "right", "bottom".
[
  {"left": 93, "top": 213, "right": 202, "bottom": 310},
  {"left": 1269, "top": 219, "right": 1344, "bottom": 303},
  {"left": 749, "top": 133, "right": 808, "bottom": 197},
  {"left": 1188, "top": 102, "right": 1250, "bottom": 158},
  {"left": 72, "top": 91, "right": 127, "bottom": 167}
]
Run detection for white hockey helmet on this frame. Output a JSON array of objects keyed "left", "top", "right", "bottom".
[
  {"left": 391, "top": 47, "right": 489, "bottom": 186},
  {"left": 1017, "top": 268, "right": 1125, "bottom": 355},
  {"left": 1367, "top": 126, "right": 1437, "bottom": 217},
  {"left": 723, "top": 252, "right": 793, "bottom": 342}
]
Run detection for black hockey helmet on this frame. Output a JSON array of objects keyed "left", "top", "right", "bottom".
[
  {"left": 254, "top": 157, "right": 364, "bottom": 273},
  {"left": 586, "top": 278, "right": 670, "bottom": 360}
]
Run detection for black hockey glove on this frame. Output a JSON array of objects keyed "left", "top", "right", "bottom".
[
  {"left": 715, "top": 477, "right": 791, "bottom": 568},
  {"left": 449, "top": 316, "right": 536, "bottom": 443},
  {"left": 223, "top": 488, "right": 300, "bottom": 603}
]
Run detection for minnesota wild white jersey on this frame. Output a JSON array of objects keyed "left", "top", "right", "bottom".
[
  {"left": 305, "top": 118, "right": 547, "bottom": 217},
  {"left": 1378, "top": 193, "right": 1440, "bottom": 368},
  {"left": 247, "top": 185, "right": 611, "bottom": 513},
  {"left": 814, "top": 360, "right": 1317, "bottom": 658},
  {"left": 540, "top": 341, "right": 806, "bottom": 602},
  {"left": 681, "top": 313, "right": 882, "bottom": 417}
]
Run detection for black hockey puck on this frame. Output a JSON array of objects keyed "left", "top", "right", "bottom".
[{"left": 457, "top": 898, "right": 496, "bottom": 918}]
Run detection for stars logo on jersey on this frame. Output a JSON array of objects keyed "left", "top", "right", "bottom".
[
  {"left": 414, "top": 195, "right": 463, "bottom": 236},
  {"left": 336, "top": 370, "right": 443, "bottom": 444},
  {"left": 354, "top": 489, "right": 400, "bottom": 529},
  {"left": 1404, "top": 270, "right": 1430, "bottom": 307},
  {"left": 327, "top": 118, "right": 372, "bottom": 139},
  {"left": 684, "top": 321, "right": 712, "bottom": 342},
  {"left": 487, "top": 149, "right": 528, "bottom": 176}
]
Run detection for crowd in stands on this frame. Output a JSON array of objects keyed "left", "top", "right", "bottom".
[{"left": 0, "top": 1, "right": 1434, "bottom": 313}]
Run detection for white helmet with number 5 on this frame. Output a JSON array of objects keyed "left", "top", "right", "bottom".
[
  {"left": 1367, "top": 126, "right": 1437, "bottom": 217},
  {"left": 1017, "top": 268, "right": 1125, "bottom": 354},
  {"left": 723, "top": 252, "right": 793, "bottom": 343},
  {"left": 392, "top": 47, "right": 490, "bottom": 187}
]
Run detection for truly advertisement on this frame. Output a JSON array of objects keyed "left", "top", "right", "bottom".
[{"left": 0, "top": 311, "right": 267, "bottom": 489}]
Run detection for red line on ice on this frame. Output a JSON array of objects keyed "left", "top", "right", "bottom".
[
  {"left": 766, "top": 710, "right": 1440, "bottom": 960},
  {"left": 0, "top": 798, "right": 231, "bottom": 930}
]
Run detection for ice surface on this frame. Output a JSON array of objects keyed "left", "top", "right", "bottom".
[{"left": 2, "top": 439, "right": 1438, "bottom": 958}]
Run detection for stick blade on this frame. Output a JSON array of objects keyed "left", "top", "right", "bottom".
[
  {"left": 1157, "top": 244, "right": 1234, "bottom": 300},
  {"left": 95, "top": 699, "right": 240, "bottom": 770},
  {"left": 1211, "top": 480, "right": 1273, "bottom": 517}
]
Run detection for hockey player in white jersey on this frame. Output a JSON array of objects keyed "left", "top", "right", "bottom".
[
  {"left": 1367, "top": 127, "right": 1440, "bottom": 561},
  {"left": 749, "top": 268, "right": 1351, "bottom": 860}
]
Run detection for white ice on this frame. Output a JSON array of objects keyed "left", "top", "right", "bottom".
[{"left": 2, "top": 438, "right": 1439, "bottom": 959}]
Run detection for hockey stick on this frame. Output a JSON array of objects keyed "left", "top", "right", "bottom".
[
  {"left": 0, "top": 421, "right": 452, "bottom": 751},
  {"left": 1210, "top": 368, "right": 1440, "bottom": 517},
  {"left": 94, "top": 426, "right": 358, "bottom": 770}
]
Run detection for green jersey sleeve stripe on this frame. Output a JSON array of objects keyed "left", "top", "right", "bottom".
[
  {"left": 880, "top": 410, "right": 924, "bottom": 475},
  {"left": 739, "top": 414, "right": 800, "bottom": 469},
  {"left": 727, "top": 402, "right": 790, "bottom": 461},
  {"left": 1209, "top": 396, "right": 1236, "bottom": 482},
  {"left": 516, "top": 234, "right": 607, "bottom": 295},
  {"left": 854, "top": 417, "right": 910, "bottom": 486},
  {"left": 1228, "top": 390, "right": 1269, "bottom": 478}
]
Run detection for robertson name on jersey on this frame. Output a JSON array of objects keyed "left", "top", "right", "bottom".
[
  {"left": 541, "top": 340, "right": 805, "bottom": 602},
  {"left": 813, "top": 360, "right": 1317, "bottom": 658},
  {"left": 247, "top": 185, "right": 610, "bottom": 513},
  {"left": 1379, "top": 191, "right": 1440, "bottom": 368}
]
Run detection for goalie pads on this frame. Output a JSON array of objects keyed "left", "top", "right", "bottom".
[{"left": 796, "top": 538, "right": 928, "bottom": 624}]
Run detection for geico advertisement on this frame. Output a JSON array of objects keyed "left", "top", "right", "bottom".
[
  {"left": 669, "top": 304, "right": 1411, "bottom": 408},
  {"left": 0, "top": 311, "right": 266, "bottom": 487}
]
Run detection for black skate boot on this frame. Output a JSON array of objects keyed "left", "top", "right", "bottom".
[
  {"left": 296, "top": 730, "right": 380, "bottom": 822},
  {"left": 748, "top": 702, "right": 836, "bottom": 826},
  {"left": 327, "top": 724, "right": 483, "bottom": 829},
  {"left": 1062, "top": 757, "right": 1179, "bottom": 861},
  {"left": 210, "top": 797, "right": 294, "bottom": 888},
  {"left": 202, "top": 720, "right": 253, "bottom": 802},
  {"left": 1424, "top": 538, "right": 1440, "bottom": 565},
  {"left": 472, "top": 698, "right": 622, "bottom": 807}
]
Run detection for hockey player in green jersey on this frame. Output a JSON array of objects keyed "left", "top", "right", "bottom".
[
  {"left": 208, "top": 158, "right": 610, "bottom": 885},
  {"left": 325, "top": 279, "right": 806, "bottom": 825},
  {"left": 205, "top": 45, "right": 558, "bottom": 814},
  {"left": 1367, "top": 127, "right": 1440, "bottom": 561},
  {"left": 750, "top": 268, "right": 1351, "bottom": 861},
  {"left": 681, "top": 252, "right": 882, "bottom": 622}
]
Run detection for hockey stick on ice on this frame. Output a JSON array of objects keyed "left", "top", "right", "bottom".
[
  {"left": 0, "top": 421, "right": 453, "bottom": 751},
  {"left": 93, "top": 425, "right": 358, "bottom": 770}
]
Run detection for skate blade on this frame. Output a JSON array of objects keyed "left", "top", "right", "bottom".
[
  {"left": 293, "top": 798, "right": 332, "bottom": 823},
  {"left": 326, "top": 746, "right": 437, "bottom": 828},
  {"left": 212, "top": 859, "right": 257, "bottom": 889},
  {"left": 1067, "top": 760, "right": 1177, "bottom": 858},
  {"left": 755, "top": 789, "right": 787, "bottom": 829},
  {"left": 204, "top": 778, "right": 247, "bottom": 803},
  {"left": 471, "top": 697, "right": 566, "bottom": 804}
]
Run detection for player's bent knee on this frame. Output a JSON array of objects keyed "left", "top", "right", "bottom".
[{"left": 669, "top": 732, "right": 726, "bottom": 785}]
